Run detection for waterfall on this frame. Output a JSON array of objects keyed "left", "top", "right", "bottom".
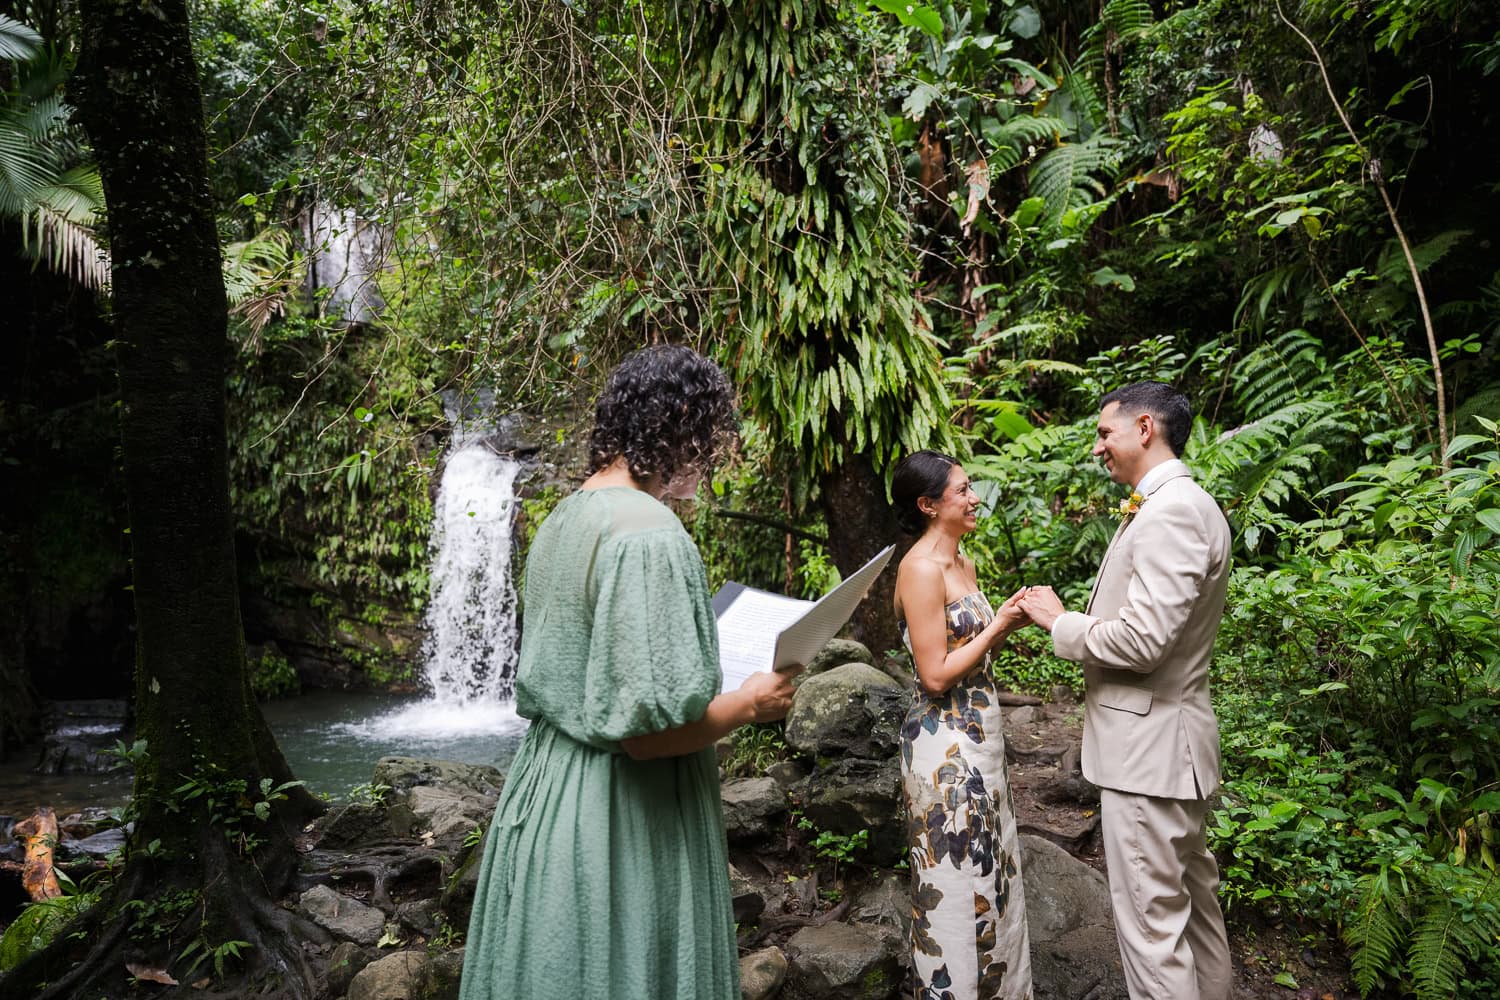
[
  {"left": 335, "top": 432, "right": 530, "bottom": 742},
  {"left": 421, "top": 444, "right": 522, "bottom": 703}
]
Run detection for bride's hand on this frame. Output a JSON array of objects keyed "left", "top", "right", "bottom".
[{"left": 988, "top": 587, "right": 1031, "bottom": 643}]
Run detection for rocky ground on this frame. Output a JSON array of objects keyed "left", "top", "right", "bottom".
[{"left": 4, "top": 642, "right": 1361, "bottom": 1000}]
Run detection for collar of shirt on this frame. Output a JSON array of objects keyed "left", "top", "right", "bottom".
[{"left": 1135, "top": 457, "right": 1189, "bottom": 496}]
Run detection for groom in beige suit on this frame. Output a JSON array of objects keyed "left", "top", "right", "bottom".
[{"left": 1020, "top": 381, "right": 1232, "bottom": 1000}]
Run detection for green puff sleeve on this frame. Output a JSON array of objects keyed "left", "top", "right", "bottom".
[{"left": 574, "top": 525, "right": 722, "bottom": 745}]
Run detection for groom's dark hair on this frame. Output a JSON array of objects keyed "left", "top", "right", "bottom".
[{"left": 1101, "top": 381, "right": 1192, "bottom": 457}]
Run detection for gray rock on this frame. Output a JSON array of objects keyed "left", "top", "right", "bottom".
[
  {"left": 323, "top": 941, "right": 372, "bottom": 998},
  {"left": 392, "top": 785, "right": 490, "bottom": 843},
  {"left": 849, "top": 871, "right": 909, "bottom": 936},
  {"left": 785, "top": 664, "right": 905, "bottom": 760},
  {"left": 319, "top": 801, "right": 393, "bottom": 848},
  {"left": 1049, "top": 683, "right": 1078, "bottom": 705},
  {"left": 783, "top": 920, "right": 902, "bottom": 999},
  {"left": 439, "top": 839, "right": 484, "bottom": 931},
  {"left": 766, "top": 759, "right": 809, "bottom": 788},
  {"left": 414, "top": 947, "right": 465, "bottom": 1000},
  {"left": 395, "top": 898, "right": 442, "bottom": 938},
  {"left": 346, "top": 949, "right": 430, "bottom": 1000},
  {"left": 299, "top": 884, "right": 387, "bottom": 946},
  {"left": 722, "top": 777, "right": 788, "bottom": 841},
  {"left": 805, "top": 638, "right": 876, "bottom": 677},
  {"left": 1007, "top": 705, "right": 1038, "bottom": 727},
  {"left": 55, "top": 826, "right": 127, "bottom": 861},
  {"left": 372, "top": 757, "right": 505, "bottom": 799},
  {"left": 740, "top": 945, "right": 789, "bottom": 1000},
  {"left": 875, "top": 656, "right": 913, "bottom": 686},
  {"left": 1020, "top": 834, "right": 1127, "bottom": 1000},
  {"left": 373, "top": 758, "right": 500, "bottom": 849},
  {"left": 790, "top": 757, "right": 904, "bottom": 865},
  {"left": 728, "top": 863, "right": 767, "bottom": 924}
]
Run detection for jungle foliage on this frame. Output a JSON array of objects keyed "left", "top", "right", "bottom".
[{"left": 4, "top": 0, "right": 1500, "bottom": 994}]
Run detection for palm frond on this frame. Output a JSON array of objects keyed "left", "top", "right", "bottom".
[
  {"left": 0, "top": 13, "right": 42, "bottom": 61},
  {"left": 224, "top": 230, "right": 297, "bottom": 339},
  {"left": 0, "top": 107, "right": 57, "bottom": 216}
]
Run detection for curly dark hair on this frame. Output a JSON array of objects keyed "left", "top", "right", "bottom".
[
  {"left": 588, "top": 344, "right": 736, "bottom": 487},
  {"left": 890, "top": 450, "right": 959, "bottom": 535}
]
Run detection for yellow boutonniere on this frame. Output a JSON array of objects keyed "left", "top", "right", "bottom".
[{"left": 1114, "top": 491, "right": 1146, "bottom": 520}]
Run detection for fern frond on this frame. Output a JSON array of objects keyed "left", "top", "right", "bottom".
[
  {"left": 1408, "top": 866, "right": 1500, "bottom": 1000},
  {"left": 1029, "top": 133, "right": 1123, "bottom": 221},
  {"left": 1231, "top": 328, "right": 1330, "bottom": 418},
  {"left": 1078, "top": 0, "right": 1156, "bottom": 75},
  {"left": 1344, "top": 868, "right": 1406, "bottom": 997},
  {"left": 1376, "top": 228, "right": 1472, "bottom": 284}
]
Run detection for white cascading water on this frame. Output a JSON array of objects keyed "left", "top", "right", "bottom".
[
  {"left": 422, "top": 445, "right": 522, "bottom": 703},
  {"left": 338, "top": 437, "right": 530, "bottom": 740}
]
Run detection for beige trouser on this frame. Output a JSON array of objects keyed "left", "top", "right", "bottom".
[{"left": 1100, "top": 788, "right": 1232, "bottom": 1000}]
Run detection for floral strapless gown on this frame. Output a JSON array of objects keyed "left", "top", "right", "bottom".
[{"left": 899, "top": 592, "right": 1033, "bottom": 1000}]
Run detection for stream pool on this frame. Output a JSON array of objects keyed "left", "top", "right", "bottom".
[{"left": 0, "top": 692, "right": 530, "bottom": 818}]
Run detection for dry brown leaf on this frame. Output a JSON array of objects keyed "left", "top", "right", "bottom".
[
  {"left": 125, "top": 962, "right": 180, "bottom": 985},
  {"left": 961, "top": 159, "right": 989, "bottom": 235}
]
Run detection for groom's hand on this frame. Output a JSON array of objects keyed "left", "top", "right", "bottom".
[{"left": 1019, "top": 586, "right": 1066, "bottom": 632}]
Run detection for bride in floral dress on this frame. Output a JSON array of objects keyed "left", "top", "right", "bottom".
[{"left": 891, "top": 450, "right": 1033, "bottom": 1000}]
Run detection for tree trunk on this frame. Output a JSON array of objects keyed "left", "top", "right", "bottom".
[
  {"left": 0, "top": 0, "right": 322, "bottom": 995},
  {"left": 821, "top": 452, "right": 908, "bottom": 657}
]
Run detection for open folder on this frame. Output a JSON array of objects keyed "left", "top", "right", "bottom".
[{"left": 712, "top": 545, "right": 895, "bottom": 693}]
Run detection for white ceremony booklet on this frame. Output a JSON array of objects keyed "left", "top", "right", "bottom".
[{"left": 713, "top": 545, "right": 895, "bottom": 693}]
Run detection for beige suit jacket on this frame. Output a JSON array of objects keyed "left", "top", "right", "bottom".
[{"left": 1052, "top": 461, "right": 1230, "bottom": 800}]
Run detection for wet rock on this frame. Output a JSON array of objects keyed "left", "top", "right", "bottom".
[
  {"left": 323, "top": 941, "right": 373, "bottom": 997},
  {"left": 346, "top": 949, "right": 430, "bottom": 1000},
  {"left": 1020, "top": 834, "right": 1127, "bottom": 1000},
  {"left": 783, "top": 920, "right": 902, "bottom": 999},
  {"left": 55, "top": 825, "right": 127, "bottom": 861},
  {"left": 790, "top": 757, "right": 904, "bottom": 866},
  {"left": 299, "top": 884, "right": 387, "bottom": 946},
  {"left": 722, "top": 777, "right": 789, "bottom": 842},
  {"left": 740, "top": 945, "right": 789, "bottom": 1000},
  {"left": 785, "top": 664, "right": 905, "bottom": 761},
  {"left": 36, "top": 700, "right": 129, "bottom": 775},
  {"left": 805, "top": 639, "right": 876, "bottom": 678}
]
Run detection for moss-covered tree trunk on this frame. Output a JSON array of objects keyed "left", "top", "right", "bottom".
[
  {"left": 822, "top": 450, "right": 906, "bottom": 653},
  {"left": 690, "top": 0, "right": 951, "bottom": 652},
  {"left": 0, "top": 0, "right": 322, "bottom": 995}
]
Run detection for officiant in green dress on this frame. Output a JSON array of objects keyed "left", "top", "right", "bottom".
[{"left": 457, "top": 345, "right": 801, "bottom": 1000}]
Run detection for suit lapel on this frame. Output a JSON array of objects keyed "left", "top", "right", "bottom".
[
  {"left": 1086, "top": 518, "right": 1131, "bottom": 614},
  {"left": 1085, "top": 462, "right": 1194, "bottom": 613}
]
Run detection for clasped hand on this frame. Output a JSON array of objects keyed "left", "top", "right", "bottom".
[{"left": 991, "top": 584, "right": 1067, "bottom": 635}]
